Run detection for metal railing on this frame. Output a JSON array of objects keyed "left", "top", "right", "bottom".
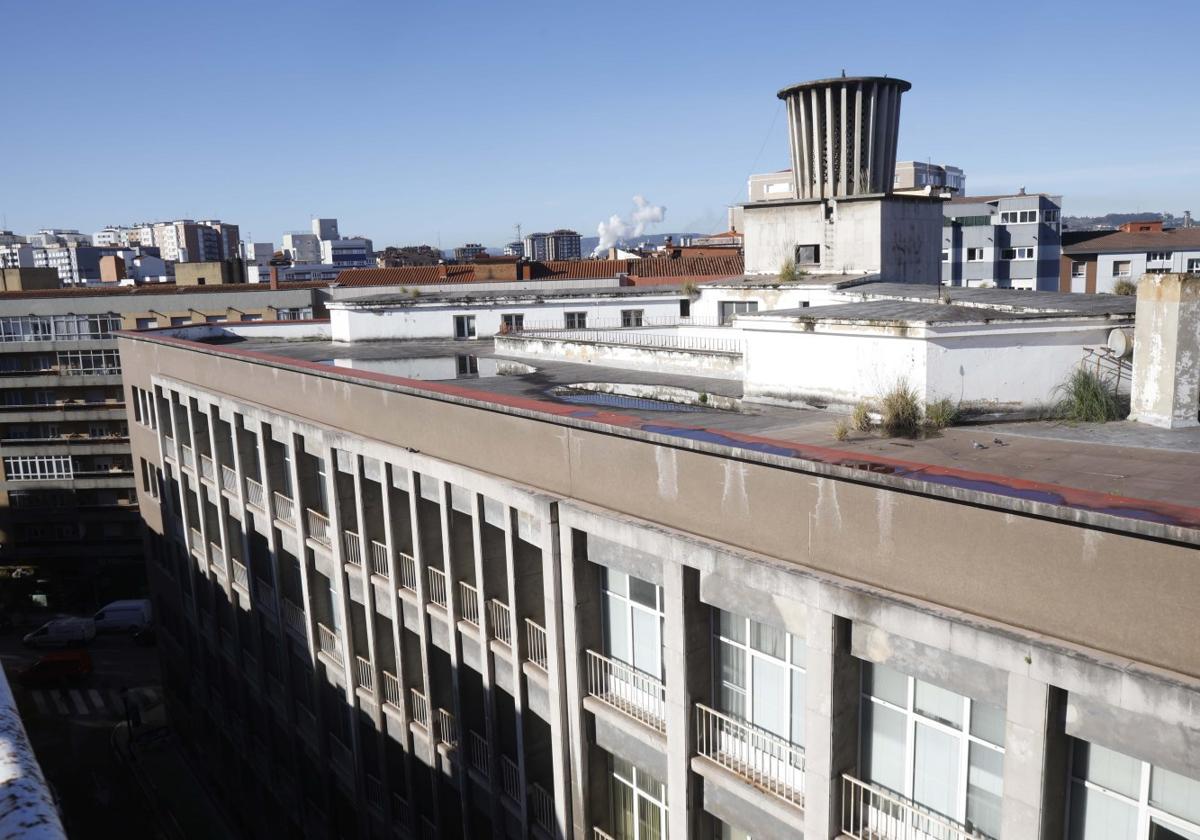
[
  {"left": 317, "top": 623, "right": 341, "bottom": 659},
  {"left": 231, "top": 559, "right": 249, "bottom": 593},
  {"left": 209, "top": 542, "right": 225, "bottom": 569},
  {"left": 392, "top": 794, "right": 411, "bottom": 831},
  {"left": 342, "top": 530, "right": 362, "bottom": 565},
  {"left": 841, "top": 774, "right": 985, "bottom": 840},
  {"left": 370, "top": 540, "right": 390, "bottom": 579},
  {"left": 466, "top": 730, "right": 490, "bottom": 775},
  {"left": 512, "top": 326, "right": 743, "bottom": 354},
  {"left": 365, "top": 774, "right": 384, "bottom": 813},
  {"left": 306, "top": 509, "right": 332, "bottom": 546},
  {"left": 593, "top": 830, "right": 617, "bottom": 840},
  {"left": 220, "top": 464, "right": 238, "bottom": 494},
  {"left": 487, "top": 599, "right": 512, "bottom": 646},
  {"left": 427, "top": 567, "right": 448, "bottom": 608},
  {"left": 526, "top": 619, "right": 548, "bottom": 670},
  {"left": 329, "top": 735, "right": 353, "bottom": 784},
  {"left": 515, "top": 315, "right": 723, "bottom": 331},
  {"left": 434, "top": 707, "right": 458, "bottom": 748},
  {"left": 180, "top": 444, "right": 194, "bottom": 469},
  {"left": 163, "top": 435, "right": 176, "bottom": 455},
  {"left": 381, "top": 671, "right": 402, "bottom": 709},
  {"left": 499, "top": 755, "right": 521, "bottom": 802},
  {"left": 585, "top": 650, "right": 666, "bottom": 731},
  {"left": 188, "top": 527, "right": 204, "bottom": 555},
  {"left": 695, "top": 703, "right": 804, "bottom": 805},
  {"left": 398, "top": 552, "right": 418, "bottom": 592},
  {"left": 529, "top": 783, "right": 555, "bottom": 834},
  {"left": 272, "top": 491, "right": 296, "bottom": 523},
  {"left": 355, "top": 655, "right": 375, "bottom": 692},
  {"left": 458, "top": 581, "right": 480, "bottom": 627},
  {"left": 245, "top": 478, "right": 265, "bottom": 510},
  {"left": 410, "top": 688, "right": 430, "bottom": 728},
  {"left": 282, "top": 599, "right": 306, "bottom": 637},
  {"left": 199, "top": 453, "right": 215, "bottom": 481},
  {"left": 254, "top": 577, "right": 275, "bottom": 609}
]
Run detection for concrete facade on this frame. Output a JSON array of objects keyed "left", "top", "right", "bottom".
[
  {"left": 116, "top": 324, "right": 1200, "bottom": 840},
  {"left": 1130, "top": 273, "right": 1200, "bottom": 428},
  {"left": 941, "top": 194, "right": 1063, "bottom": 291}
]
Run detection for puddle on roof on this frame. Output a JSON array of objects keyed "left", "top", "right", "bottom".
[
  {"left": 550, "top": 388, "right": 709, "bottom": 413},
  {"left": 317, "top": 356, "right": 533, "bottom": 380}
]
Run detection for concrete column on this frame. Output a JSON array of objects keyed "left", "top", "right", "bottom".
[
  {"left": 1000, "top": 673, "right": 1068, "bottom": 840},
  {"left": 803, "top": 608, "right": 859, "bottom": 840},
  {"left": 1131, "top": 273, "right": 1200, "bottom": 428}
]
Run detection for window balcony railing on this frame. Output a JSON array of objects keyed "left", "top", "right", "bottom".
[
  {"left": 466, "top": 730, "right": 489, "bottom": 775},
  {"left": 245, "top": 477, "right": 265, "bottom": 511},
  {"left": 163, "top": 435, "right": 176, "bottom": 456},
  {"left": 317, "top": 622, "right": 341, "bottom": 659},
  {"left": 220, "top": 464, "right": 238, "bottom": 494},
  {"left": 593, "top": 830, "right": 617, "bottom": 840},
  {"left": 526, "top": 619, "right": 548, "bottom": 670},
  {"left": 487, "top": 599, "right": 511, "bottom": 646},
  {"left": 458, "top": 581, "right": 480, "bottom": 627},
  {"left": 306, "top": 508, "right": 331, "bottom": 546},
  {"left": 282, "top": 598, "right": 306, "bottom": 638},
  {"left": 180, "top": 444, "right": 194, "bottom": 469},
  {"left": 841, "top": 774, "right": 986, "bottom": 840},
  {"left": 329, "top": 735, "right": 354, "bottom": 784},
  {"left": 499, "top": 755, "right": 521, "bottom": 803},
  {"left": 392, "top": 794, "right": 411, "bottom": 832},
  {"left": 427, "top": 567, "right": 448, "bottom": 608},
  {"left": 585, "top": 650, "right": 666, "bottom": 732},
  {"left": 695, "top": 703, "right": 804, "bottom": 805},
  {"left": 365, "top": 774, "right": 384, "bottom": 813},
  {"left": 199, "top": 453, "right": 214, "bottom": 482},
  {"left": 369, "top": 539, "right": 390, "bottom": 579},
  {"left": 342, "top": 530, "right": 362, "bottom": 565},
  {"left": 355, "top": 655, "right": 374, "bottom": 692},
  {"left": 410, "top": 688, "right": 430, "bottom": 729},
  {"left": 398, "top": 552, "right": 418, "bottom": 592},
  {"left": 272, "top": 491, "right": 296, "bottom": 524},
  {"left": 434, "top": 707, "right": 458, "bottom": 748},
  {"left": 254, "top": 576, "right": 275, "bottom": 610},
  {"left": 231, "top": 559, "right": 249, "bottom": 593},
  {"left": 381, "top": 671, "right": 402, "bottom": 710},
  {"left": 529, "top": 783, "right": 554, "bottom": 834},
  {"left": 209, "top": 542, "right": 224, "bottom": 569},
  {"left": 267, "top": 675, "right": 287, "bottom": 716}
]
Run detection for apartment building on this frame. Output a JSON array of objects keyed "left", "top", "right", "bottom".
[
  {"left": 118, "top": 287, "right": 1200, "bottom": 840},
  {"left": 0, "top": 284, "right": 322, "bottom": 609},
  {"left": 941, "top": 192, "right": 1063, "bottom": 290},
  {"left": 322, "top": 238, "right": 375, "bottom": 268},
  {"left": 524, "top": 231, "right": 583, "bottom": 262},
  {"left": 1060, "top": 222, "right": 1200, "bottom": 293},
  {"left": 454, "top": 244, "right": 489, "bottom": 263},
  {"left": 893, "top": 161, "right": 965, "bottom": 194},
  {"left": 284, "top": 232, "right": 323, "bottom": 264}
]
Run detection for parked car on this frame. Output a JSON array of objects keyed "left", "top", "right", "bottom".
[
  {"left": 22, "top": 617, "right": 96, "bottom": 648},
  {"left": 13, "top": 649, "right": 93, "bottom": 687},
  {"left": 93, "top": 599, "right": 152, "bottom": 634}
]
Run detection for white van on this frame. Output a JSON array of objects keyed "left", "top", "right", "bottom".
[
  {"left": 23, "top": 617, "right": 97, "bottom": 648},
  {"left": 93, "top": 599, "right": 153, "bottom": 633}
]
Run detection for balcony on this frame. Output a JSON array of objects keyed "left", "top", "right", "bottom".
[
  {"left": 245, "top": 477, "right": 266, "bottom": 511},
  {"left": 381, "top": 671, "right": 402, "bottom": 710},
  {"left": 282, "top": 598, "right": 306, "bottom": 638},
  {"left": 231, "top": 559, "right": 249, "bottom": 594},
  {"left": 272, "top": 491, "right": 296, "bottom": 524},
  {"left": 585, "top": 650, "right": 665, "bottom": 732},
  {"left": 188, "top": 528, "right": 205, "bottom": 561},
  {"left": 499, "top": 754, "right": 521, "bottom": 803},
  {"left": 841, "top": 774, "right": 987, "bottom": 840},
  {"left": 365, "top": 774, "right": 385, "bottom": 816},
  {"left": 398, "top": 552, "right": 417, "bottom": 592},
  {"left": 487, "top": 599, "right": 511, "bottom": 646},
  {"left": 369, "top": 539, "right": 390, "bottom": 579},
  {"left": 410, "top": 688, "right": 430, "bottom": 729},
  {"left": 317, "top": 622, "right": 341, "bottom": 660},
  {"left": 525, "top": 619, "right": 548, "bottom": 670},
  {"left": 209, "top": 542, "right": 224, "bottom": 570},
  {"left": 220, "top": 464, "right": 238, "bottom": 494},
  {"left": 391, "top": 795, "right": 411, "bottom": 834},
  {"left": 427, "top": 567, "right": 448, "bottom": 608},
  {"left": 343, "top": 530, "right": 363, "bottom": 566},
  {"left": 354, "top": 655, "right": 374, "bottom": 692},
  {"left": 199, "top": 453, "right": 215, "bottom": 482},
  {"left": 529, "top": 782, "right": 554, "bottom": 835},
  {"left": 593, "top": 830, "right": 616, "bottom": 840},
  {"left": 458, "top": 581, "right": 480, "bottom": 628},
  {"left": 434, "top": 707, "right": 458, "bottom": 749},
  {"left": 306, "top": 509, "right": 331, "bottom": 546},
  {"left": 466, "top": 730, "right": 489, "bottom": 776},
  {"left": 254, "top": 576, "right": 275, "bottom": 610},
  {"left": 695, "top": 703, "right": 804, "bottom": 806},
  {"left": 180, "top": 444, "right": 194, "bottom": 470},
  {"left": 329, "top": 734, "right": 354, "bottom": 786},
  {"left": 163, "top": 435, "right": 176, "bottom": 457}
]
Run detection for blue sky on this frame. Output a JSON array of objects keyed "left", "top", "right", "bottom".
[{"left": 2, "top": 0, "right": 1197, "bottom": 248}]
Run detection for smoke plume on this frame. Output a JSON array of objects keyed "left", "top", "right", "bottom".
[{"left": 593, "top": 195, "right": 666, "bottom": 255}]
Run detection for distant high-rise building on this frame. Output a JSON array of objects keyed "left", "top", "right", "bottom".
[
  {"left": 894, "top": 161, "right": 966, "bottom": 194},
  {"left": 503, "top": 240, "right": 524, "bottom": 258},
  {"left": 523, "top": 229, "right": 582, "bottom": 261},
  {"left": 282, "top": 232, "right": 321, "bottom": 264},
  {"left": 312, "top": 218, "right": 340, "bottom": 241},
  {"left": 453, "top": 243, "right": 488, "bottom": 262},
  {"left": 320, "top": 237, "right": 373, "bottom": 267}
]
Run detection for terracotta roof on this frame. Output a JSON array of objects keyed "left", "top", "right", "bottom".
[
  {"left": 332, "top": 266, "right": 476, "bottom": 287},
  {"left": 1062, "top": 227, "right": 1200, "bottom": 255},
  {"left": 633, "top": 255, "right": 744, "bottom": 278},
  {"left": 0, "top": 281, "right": 327, "bottom": 301}
]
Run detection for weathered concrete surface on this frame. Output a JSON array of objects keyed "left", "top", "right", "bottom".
[{"left": 1131, "top": 273, "right": 1200, "bottom": 428}]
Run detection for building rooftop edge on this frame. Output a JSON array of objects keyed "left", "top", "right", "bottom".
[{"left": 776, "top": 76, "right": 912, "bottom": 99}]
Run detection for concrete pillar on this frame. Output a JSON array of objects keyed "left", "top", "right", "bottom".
[
  {"left": 662, "top": 563, "right": 707, "bottom": 840},
  {"left": 1131, "top": 273, "right": 1200, "bottom": 428},
  {"left": 803, "top": 608, "right": 859, "bottom": 840},
  {"left": 1000, "top": 674, "right": 1068, "bottom": 840}
]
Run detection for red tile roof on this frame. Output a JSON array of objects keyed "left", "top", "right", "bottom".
[
  {"left": 1062, "top": 227, "right": 1200, "bottom": 255},
  {"left": 332, "top": 266, "right": 476, "bottom": 287}
]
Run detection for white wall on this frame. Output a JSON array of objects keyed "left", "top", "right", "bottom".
[
  {"left": 690, "top": 284, "right": 849, "bottom": 322},
  {"left": 1095, "top": 251, "right": 1200, "bottom": 293}
]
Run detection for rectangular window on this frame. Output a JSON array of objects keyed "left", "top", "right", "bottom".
[
  {"left": 1147, "top": 251, "right": 1173, "bottom": 262},
  {"left": 135, "top": 317, "right": 156, "bottom": 330},
  {"left": 1000, "top": 210, "right": 1037, "bottom": 224},
  {"left": 714, "top": 609, "right": 806, "bottom": 747},
  {"left": 621, "top": 309, "right": 644, "bottom": 328},
  {"left": 1069, "top": 740, "right": 1200, "bottom": 839},
  {"left": 1113, "top": 261, "right": 1132, "bottom": 278},
  {"left": 453, "top": 315, "right": 476, "bottom": 339},
  {"left": 170, "top": 316, "right": 190, "bottom": 327},
  {"left": 1188, "top": 258, "right": 1200, "bottom": 276},
  {"left": 501, "top": 313, "right": 524, "bottom": 332},
  {"left": 795, "top": 244, "right": 820, "bottom": 264},
  {"left": 941, "top": 250, "right": 950, "bottom": 262},
  {"left": 1042, "top": 209, "right": 1060, "bottom": 224},
  {"left": 718, "top": 301, "right": 759, "bottom": 325},
  {"left": 4, "top": 455, "right": 73, "bottom": 480},
  {"left": 564, "top": 312, "right": 587, "bottom": 329},
  {"left": 1001, "top": 247, "right": 1035, "bottom": 260},
  {"left": 602, "top": 567, "right": 664, "bottom": 681},
  {"left": 1071, "top": 261, "right": 1087, "bottom": 278},
  {"left": 967, "top": 248, "right": 985, "bottom": 262}
]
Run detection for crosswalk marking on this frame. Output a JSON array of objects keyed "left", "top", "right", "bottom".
[
  {"left": 50, "top": 691, "right": 69, "bottom": 715},
  {"left": 88, "top": 689, "right": 103, "bottom": 709},
  {"left": 32, "top": 691, "right": 49, "bottom": 715},
  {"left": 68, "top": 690, "right": 88, "bottom": 715},
  {"left": 26, "top": 686, "right": 160, "bottom": 718}
]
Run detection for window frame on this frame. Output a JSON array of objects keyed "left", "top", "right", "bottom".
[
  {"left": 564, "top": 311, "right": 588, "bottom": 330},
  {"left": 712, "top": 608, "right": 807, "bottom": 747}
]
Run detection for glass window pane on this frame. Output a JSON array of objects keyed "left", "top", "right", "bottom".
[
  {"left": 1151, "top": 765, "right": 1200, "bottom": 823},
  {"left": 719, "top": 640, "right": 745, "bottom": 690},
  {"left": 611, "top": 776, "right": 635, "bottom": 839},
  {"left": 967, "top": 743, "right": 1004, "bottom": 839},
  {"left": 719, "top": 683, "right": 746, "bottom": 720},
  {"left": 790, "top": 636, "right": 806, "bottom": 667},
  {"left": 636, "top": 768, "right": 663, "bottom": 801},
  {"left": 970, "top": 701, "right": 1006, "bottom": 747},
  {"left": 604, "top": 594, "right": 630, "bottom": 665},
  {"left": 914, "top": 722, "right": 960, "bottom": 820},
  {"left": 866, "top": 663, "right": 908, "bottom": 707},
  {"left": 863, "top": 701, "right": 906, "bottom": 793},
  {"left": 718, "top": 609, "right": 746, "bottom": 644},
  {"left": 915, "top": 679, "right": 964, "bottom": 728},
  {"left": 1068, "top": 779, "right": 1138, "bottom": 840},
  {"left": 1075, "top": 742, "right": 1141, "bottom": 799},
  {"left": 1150, "top": 822, "right": 1200, "bottom": 840},
  {"left": 752, "top": 657, "right": 788, "bottom": 739},
  {"left": 628, "top": 576, "right": 657, "bottom": 608},
  {"left": 612, "top": 755, "right": 633, "bottom": 782},
  {"left": 631, "top": 608, "right": 661, "bottom": 679},
  {"left": 749, "top": 620, "right": 785, "bottom": 659},
  {"left": 637, "top": 797, "right": 663, "bottom": 840},
  {"left": 603, "top": 567, "right": 628, "bottom": 596},
  {"left": 790, "top": 669, "right": 806, "bottom": 747}
]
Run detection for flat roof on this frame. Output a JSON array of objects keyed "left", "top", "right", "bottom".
[
  {"left": 328, "top": 284, "right": 687, "bottom": 309},
  {"left": 121, "top": 325, "right": 1200, "bottom": 543}
]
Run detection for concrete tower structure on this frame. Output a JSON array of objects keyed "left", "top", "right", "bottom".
[{"left": 779, "top": 75, "right": 910, "bottom": 200}]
